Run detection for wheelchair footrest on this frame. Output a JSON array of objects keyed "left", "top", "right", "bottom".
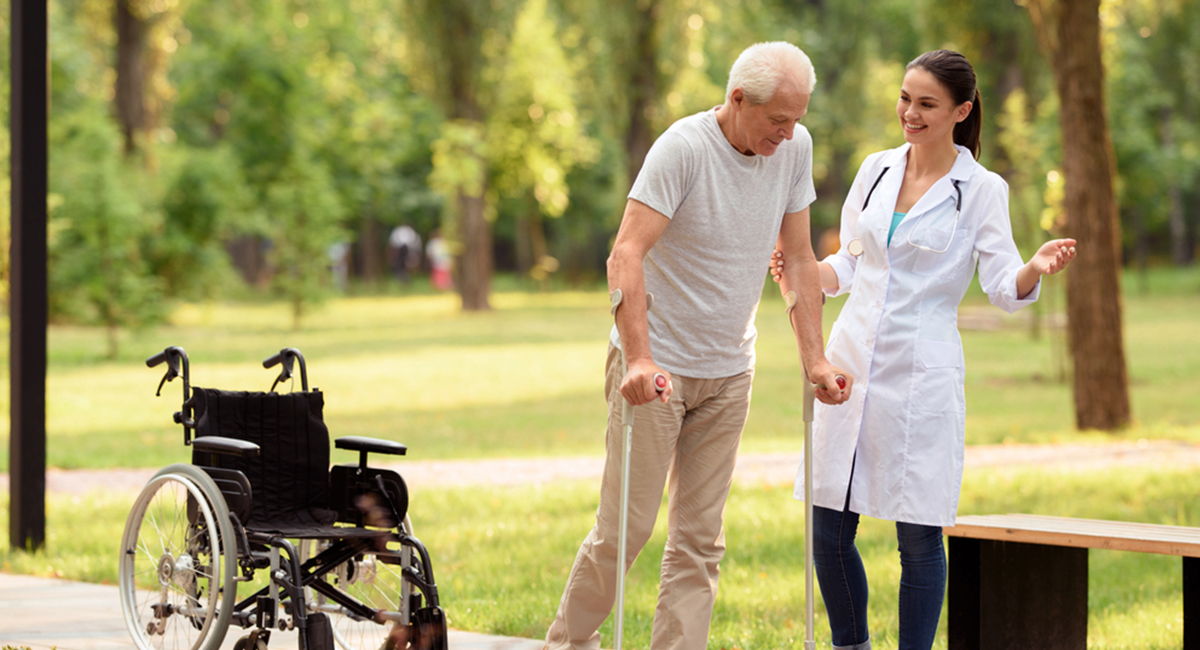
[
  {"left": 306, "top": 613, "right": 334, "bottom": 650},
  {"left": 411, "top": 606, "right": 448, "bottom": 650}
]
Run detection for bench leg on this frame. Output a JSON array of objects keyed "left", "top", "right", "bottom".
[
  {"left": 949, "top": 537, "right": 1087, "bottom": 650},
  {"left": 948, "top": 537, "right": 981, "bottom": 649},
  {"left": 1186, "top": 556, "right": 1200, "bottom": 650}
]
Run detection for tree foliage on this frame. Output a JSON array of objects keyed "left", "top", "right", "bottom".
[
  {"left": 2, "top": 0, "right": 1196, "bottom": 357},
  {"left": 264, "top": 148, "right": 347, "bottom": 329},
  {"left": 48, "top": 111, "right": 166, "bottom": 359},
  {"left": 1106, "top": 0, "right": 1200, "bottom": 268}
]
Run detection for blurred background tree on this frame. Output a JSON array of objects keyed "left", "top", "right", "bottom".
[
  {"left": 487, "top": 0, "right": 598, "bottom": 288},
  {"left": 1023, "top": 0, "right": 1131, "bottom": 430},
  {"left": 5, "top": 0, "right": 1198, "bottom": 424},
  {"left": 48, "top": 111, "right": 166, "bottom": 359},
  {"left": 400, "top": 0, "right": 516, "bottom": 310}
]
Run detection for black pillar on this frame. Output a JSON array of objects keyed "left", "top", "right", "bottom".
[{"left": 9, "top": 0, "right": 49, "bottom": 551}]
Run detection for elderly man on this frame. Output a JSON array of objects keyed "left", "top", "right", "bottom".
[{"left": 543, "top": 42, "right": 852, "bottom": 650}]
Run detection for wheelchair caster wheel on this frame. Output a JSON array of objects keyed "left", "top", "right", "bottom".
[{"left": 233, "top": 633, "right": 270, "bottom": 650}]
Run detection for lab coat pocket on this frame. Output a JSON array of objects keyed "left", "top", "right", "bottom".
[
  {"left": 917, "top": 340, "right": 964, "bottom": 416},
  {"left": 917, "top": 339, "right": 962, "bottom": 369},
  {"left": 911, "top": 227, "right": 953, "bottom": 274}
]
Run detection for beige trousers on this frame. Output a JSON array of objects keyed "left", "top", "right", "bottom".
[{"left": 545, "top": 345, "right": 754, "bottom": 650}]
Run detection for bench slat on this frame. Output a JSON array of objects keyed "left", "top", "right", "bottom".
[{"left": 944, "top": 514, "right": 1200, "bottom": 557}]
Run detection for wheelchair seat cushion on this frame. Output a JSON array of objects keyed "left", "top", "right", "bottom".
[{"left": 190, "top": 387, "right": 339, "bottom": 533}]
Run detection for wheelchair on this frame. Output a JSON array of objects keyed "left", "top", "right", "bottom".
[{"left": 119, "top": 346, "right": 448, "bottom": 650}]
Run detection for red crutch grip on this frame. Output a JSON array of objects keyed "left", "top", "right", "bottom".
[{"left": 654, "top": 373, "right": 667, "bottom": 392}]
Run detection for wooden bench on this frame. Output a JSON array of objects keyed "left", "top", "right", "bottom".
[{"left": 943, "top": 514, "right": 1200, "bottom": 650}]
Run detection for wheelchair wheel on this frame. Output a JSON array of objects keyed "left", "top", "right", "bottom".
[
  {"left": 301, "top": 515, "right": 416, "bottom": 650},
  {"left": 120, "top": 464, "right": 237, "bottom": 650}
]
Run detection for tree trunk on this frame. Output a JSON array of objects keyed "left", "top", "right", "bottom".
[
  {"left": 1161, "top": 108, "right": 1190, "bottom": 267},
  {"left": 623, "top": 0, "right": 660, "bottom": 185},
  {"left": 457, "top": 192, "right": 491, "bottom": 310},
  {"left": 514, "top": 213, "right": 532, "bottom": 274},
  {"left": 1052, "top": 0, "right": 1131, "bottom": 430},
  {"left": 528, "top": 209, "right": 552, "bottom": 291},
  {"left": 227, "top": 236, "right": 270, "bottom": 288},
  {"left": 449, "top": 113, "right": 491, "bottom": 309},
  {"left": 357, "top": 217, "right": 384, "bottom": 283},
  {"left": 114, "top": 0, "right": 147, "bottom": 156},
  {"left": 1192, "top": 188, "right": 1200, "bottom": 265},
  {"left": 440, "top": 1, "right": 492, "bottom": 311},
  {"left": 1168, "top": 182, "right": 1188, "bottom": 266},
  {"left": 813, "top": 146, "right": 851, "bottom": 221},
  {"left": 291, "top": 296, "right": 304, "bottom": 331}
]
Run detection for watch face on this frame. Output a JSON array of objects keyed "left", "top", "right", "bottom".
[{"left": 848, "top": 239, "right": 864, "bottom": 257}]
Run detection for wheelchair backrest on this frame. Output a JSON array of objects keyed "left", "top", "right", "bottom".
[{"left": 190, "top": 387, "right": 337, "bottom": 530}]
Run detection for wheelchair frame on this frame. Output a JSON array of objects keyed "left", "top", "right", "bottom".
[{"left": 119, "top": 346, "right": 448, "bottom": 650}]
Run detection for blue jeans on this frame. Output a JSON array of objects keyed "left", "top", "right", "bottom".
[{"left": 812, "top": 505, "right": 946, "bottom": 650}]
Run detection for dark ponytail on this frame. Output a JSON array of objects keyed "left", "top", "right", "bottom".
[{"left": 908, "top": 50, "right": 983, "bottom": 160}]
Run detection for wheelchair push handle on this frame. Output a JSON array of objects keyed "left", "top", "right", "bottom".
[
  {"left": 263, "top": 347, "right": 309, "bottom": 392},
  {"left": 147, "top": 346, "right": 197, "bottom": 442},
  {"left": 146, "top": 345, "right": 187, "bottom": 372},
  {"left": 147, "top": 346, "right": 190, "bottom": 396}
]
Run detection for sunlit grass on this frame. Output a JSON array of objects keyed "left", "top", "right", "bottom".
[
  {"left": 6, "top": 464, "right": 1195, "bottom": 649},
  {"left": 396, "top": 464, "right": 1200, "bottom": 650},
  {"left": 0, "top": 489, "right": 132, "bottom": 583},
  {"left": 0, "top": 268, "right": 1197, "bottom": 470}
]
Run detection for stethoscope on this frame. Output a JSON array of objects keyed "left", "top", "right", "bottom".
[{"left": 846, "top": 167, "right": 962, "bottom": 257}]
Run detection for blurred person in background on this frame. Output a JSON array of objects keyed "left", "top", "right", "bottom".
[
  {"left": 425, "top": 229, "right": 453, "bottom": 291},
  {"left": 388, "top": 224, "right": 422, "bottom": 285}
]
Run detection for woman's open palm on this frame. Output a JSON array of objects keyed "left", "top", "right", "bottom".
[{"left": 1031, "top": 238, "right": 1077, "bottom": 275}]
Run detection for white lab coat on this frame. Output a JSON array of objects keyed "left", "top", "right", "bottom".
[{"left": 794, "top": 144, "right": 1040, "bottom": 526}]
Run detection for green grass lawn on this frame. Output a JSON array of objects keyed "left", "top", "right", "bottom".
[
  {"left": 2, "top": 464, "right": 1196, "bottom": 649},
  {"left": 0, "top": 267, "right": 1197, "bottom": 470},
  {"left": 0, "top": 266, "right": 1197, "bottom": 647}
]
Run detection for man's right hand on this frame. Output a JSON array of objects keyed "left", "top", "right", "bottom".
[
  {"left": 808, "top": 358, "right": 852, "bottom": 405},
  {"left": 620, "top": 358, "right": 673, "bottom": 405}
]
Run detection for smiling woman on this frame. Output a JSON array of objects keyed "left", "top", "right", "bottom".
[{"left": 770, "top": 49, "right": 1078, "bottom": 650}]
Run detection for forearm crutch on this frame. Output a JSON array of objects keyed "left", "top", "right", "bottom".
[
  {"left": 609, "top": 289, "right": 666, "bottom": 650},
  {"left": 784, "top": 289, "right": 839, "bottom": 650}
]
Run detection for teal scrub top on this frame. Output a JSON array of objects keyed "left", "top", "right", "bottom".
[{"left": 888, "top": 211, "right": 906, "bottom": 246}]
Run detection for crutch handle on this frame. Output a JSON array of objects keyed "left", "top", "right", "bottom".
[
  {"left": 654, "top": 373, "right": 667, "bottom": 392},
  {"left": 610, "top": 288, "right": 654, "bottom": 316}
]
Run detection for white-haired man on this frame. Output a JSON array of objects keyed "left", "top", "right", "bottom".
[{"left": 544, "top": 42, "right": 852, "bottom": 650}]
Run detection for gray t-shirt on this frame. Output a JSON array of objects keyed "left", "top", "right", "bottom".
[{"left": 612, "top": 108, "right": 816, "bottom": 378}]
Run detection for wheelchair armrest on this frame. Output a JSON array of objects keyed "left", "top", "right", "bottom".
[
  {"left": 193, "top": 436, "right": 261, "bottom": 458},
  {"left": 335, "top": 436, "right": 407, "bottom": 457}
]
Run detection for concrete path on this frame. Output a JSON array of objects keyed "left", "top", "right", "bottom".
[
  {"left": 0, "top": 572, "right": 543, "bottom": 650},
  {"left": 7, "top": 440, "right": 1200, "bottom": 496}
]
